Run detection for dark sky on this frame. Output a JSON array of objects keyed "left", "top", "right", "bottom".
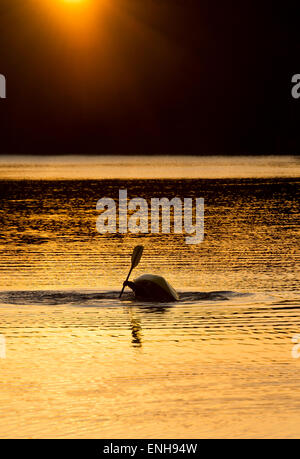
[{"left": 0, "top": 0, "right": 299, "bottom": 155}]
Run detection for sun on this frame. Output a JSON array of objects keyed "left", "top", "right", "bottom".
[
  {"left": 40, "top": 0, "right": 110, "bottom": 50},
  {"left": 61, "top": 0, "right": 90, "bottom": 6},
  {"left": 60, "top": 0, "right": 93, "bottom": 10}
]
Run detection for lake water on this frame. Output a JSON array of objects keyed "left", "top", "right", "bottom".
[{"left": 0, "top": 156, "right": 299, "bottom": 438}]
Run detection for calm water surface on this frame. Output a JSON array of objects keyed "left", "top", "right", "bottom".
[{"left": 0, "top": 156, "right": 299, "bottom": 438}]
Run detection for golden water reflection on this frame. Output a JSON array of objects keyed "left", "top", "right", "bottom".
[
  {"left": 0, "top": 297, "right": 300, "bottom": 439},
  {"left": 0, "top": 158, "right": 299, "bottom": 438}
]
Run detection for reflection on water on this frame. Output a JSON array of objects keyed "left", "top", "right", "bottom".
[
  {"left": 0, "top": 177, "right": 298, "bottom": 292},
  {"left": 0, "top": 162, "right": 299, "bottom": 438},
  {"left": 0, "top": 294, "right": 300, "bottom": 438},
  {"left": 0, "top": 155, "right": 299, "bottom": 179},
  {"left": 129, "top": 312, "right": 143, "bottom": 348}
]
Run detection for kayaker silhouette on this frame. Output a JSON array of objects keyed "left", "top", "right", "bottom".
[{"left": 119, "top": 246, "right": 179, "bottom": 302}]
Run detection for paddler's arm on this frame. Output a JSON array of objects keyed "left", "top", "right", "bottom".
[{"left": 123, "top": 281, "right": 137, "bottom": 293}]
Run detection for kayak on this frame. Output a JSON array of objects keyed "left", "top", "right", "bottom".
[{"left": 132, "top": 274, "right": 179, "bottom": 302}]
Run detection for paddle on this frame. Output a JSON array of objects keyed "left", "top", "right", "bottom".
[{"left": 119, "top": 245, "right": 144, "bottom": 298}]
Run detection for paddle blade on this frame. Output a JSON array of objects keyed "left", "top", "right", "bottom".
[
  {"left": 131, "top": 245, "right": 144, "bottom": 269},
  {"left": 119, "top": 245, "right": 144, "bottom": 299}
]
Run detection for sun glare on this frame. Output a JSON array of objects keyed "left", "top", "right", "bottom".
[
  {"left": 61, "top": 0, "right": 92, "bottom": 9},
  {"left": 63, "top": 0, "right": 86, "bottom": 4},
  {"left": 39, "top": 0, "right": 101, "bottom": 46}
]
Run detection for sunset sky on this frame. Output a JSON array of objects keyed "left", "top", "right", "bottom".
[{"left": 0, "top": 0, "right": 298, "bottom": 155}]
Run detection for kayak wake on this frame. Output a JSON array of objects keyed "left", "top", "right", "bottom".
[{"left": 0, "top": 290, "right": 251, "bottom": 307}]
